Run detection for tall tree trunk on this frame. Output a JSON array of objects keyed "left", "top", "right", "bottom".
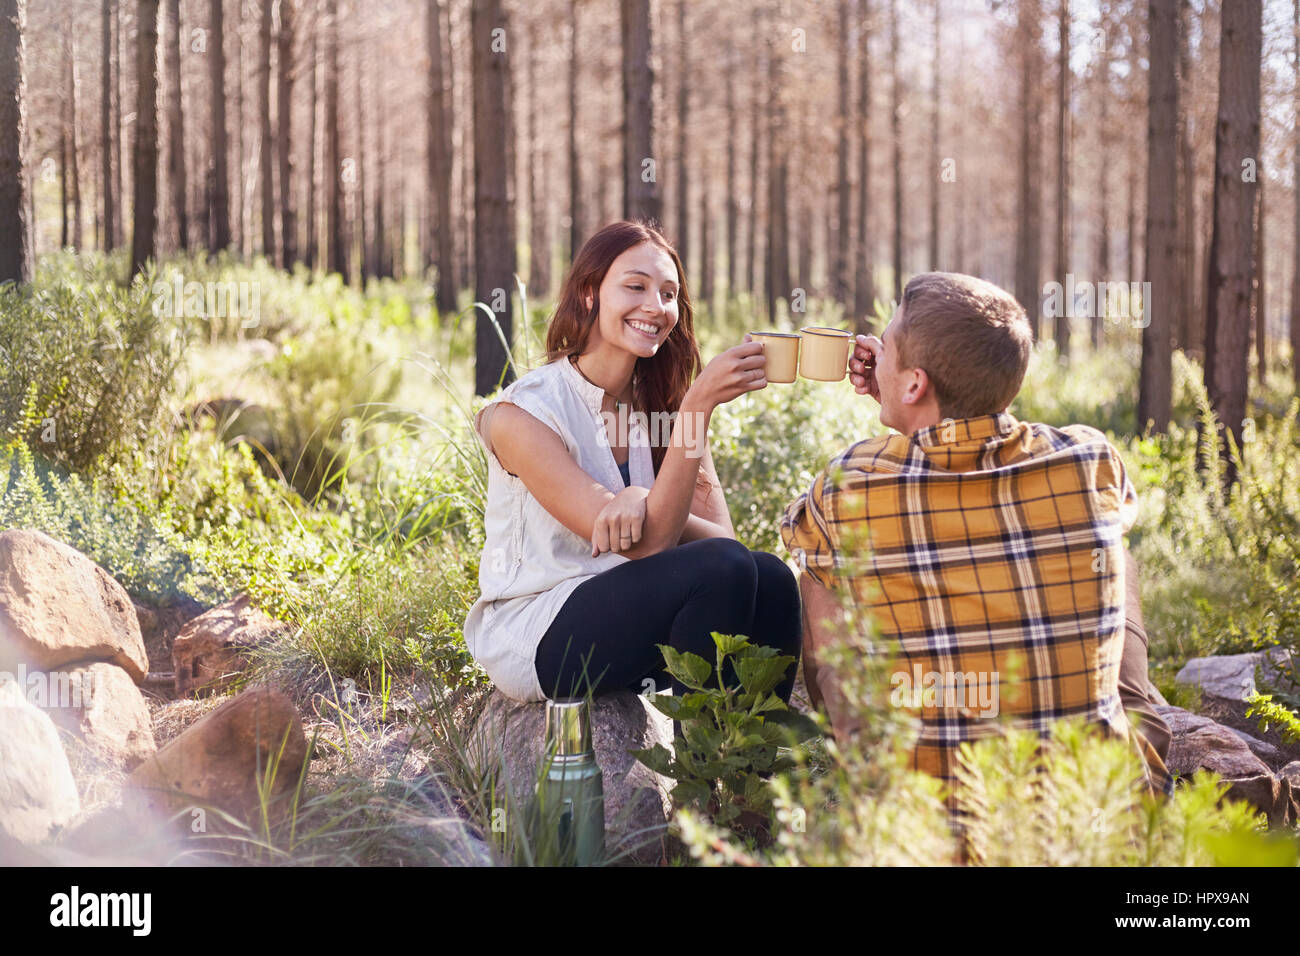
[
  {"left": 258, "top": 0, "right": 273, "bottom": 256},
  {"left": 373, "top": 62, "right": 387, "bottom": 280},
  {"left": 472, "top": 0, "right": 515, "bottom": 396},
  {"left": 1292, "top": 0, "right": 1300, "bottom": 392},
  {"left": 1176, "top": 0, "right": 1198, "bottom": 353},
  {"left": 928, "top": 0, "right": 940, "bottom": 271},
  {"left": 1203, "top": 0, "right": 1261, "bottom": 480},
  {"left": 890, "top": 0, "right": 903, "bottom": 302},
  {"left": 60, "top": 26, "right": 70, "bottom": 249},
  {"left": 101, "top": 0, "right": 116, "bottom": 250},
  {"left": 304, "top": 23, "right": 316, "bottom": 268},
  {"left": 455, "top": 0, "right": 471, "bottom": 291},
  {"left": 1014, "top": 0, "right": 1043, "bottom": 336},
  {"left": 527, "top": 20, "right": 549, "bottom": 300},
  {"left": 113, "top": 0, "right": 124, "bottom": 248},
  {"left": 1055, "top": 0, "right": 1071, "bottom": 360},
  {"left": 165, "top": 0, "right": 186, "bottom": 251},
  {"left": 620, "top": 0, "right": 660, "bottom": 224},
  {"left": 354, "top": 52, "right": 368, "bottom": 285},
  {"left": 324, "top": 0, "right": 344, "bottom": 278},
  {"left": 1252, "top": 178, "right": 1265, "bottom": 380},
  {"left": 275, "top": 0, "right": 293, "bottom": 266},
  {"left": 234, "top": 0, "right": 245, "bottom": 254},
  {"left": 130, "top": 0, "right": 160, "bottom": 277},
  {"left": 210, "top": 0, "right": 231, "bottom": 250},
  {"left": 674, "top": 0, "right": 687, "bottom": 262},
  {"left": 853, "top": 0, "right": 874, "bottom": 331},
  {"left": 0, "top": 0, "right": 31, "bottom": 284},
  {"left": 427, "top": 0, "right": 454, "bottom": 311},
  {"left": 567, "top": 0, "right": 581, "bottom": 260},
  {"left": 832, "top": 0, "right": 850, "bottom": 304},
  {"left": 67, "top": 27, "right": 83, "bottom": 250},
  {"left": 699, "top": 185, "right": 713, "bottom": 307},
  {"left": 765, "top": 22, "right": 788, "bottom": 323},
  {"left": 724, "top": 48, "right": 737, "bottom": 297},
  {"left": 1138, "top": 0, "right": 1177, "bottom": 433},
  {"left": 746, "top": 10, "right": 762, "bottom": 296},
  {"left": 1093, "top": 5, "right": 1110, "bottom": 350}
]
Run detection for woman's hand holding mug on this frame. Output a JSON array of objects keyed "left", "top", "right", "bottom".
[
  {"left": 591, "top": 485, "right": 650, "bottom": 556},
  {"left": 683, "top": 336, "right": 768, "bottom": 412},
  {"left": 849, "top": 334, "right": 882, "bottom": 402}
]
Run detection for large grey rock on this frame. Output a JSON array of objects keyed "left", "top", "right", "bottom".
[
  {"left": 127, "top": 685, "right": 308, "bottom": 829},
  {"left": 171, "top": 594, "right": 287, "bottom": 697},
  {"left": 1281, "top": 761, "right": 1300, "bottom": 789},
  {"left": 1226, "top": 726, "right": 1285, "bottom": 767},
  {"left": 0, "top": 529, "right": 148, "bottom": 682},
  {"left": 1174, "top": 648, "right": 1290, "bottom": 702},
  {"left": 0, "top": 674, "right": 81, "bottom": 846},
  {"left": 44, "top": 661, "right": 157, "bottom": 773},
  {"left": 1157, "top": 705, "right": 1272, "bottom": 780},
  {"left": 468, "top": 690, "right": 674, "bottom": 863},
  {"left": 1157, "top": 704, "right": 1300, "bottom": 825}
]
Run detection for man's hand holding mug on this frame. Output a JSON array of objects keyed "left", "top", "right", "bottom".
[{"left": 849, "top": 334, "right": 882, "bottom": 403}]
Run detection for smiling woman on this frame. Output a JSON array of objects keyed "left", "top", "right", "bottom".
[{"left": 464, "top": 219, "right": 803, "bottom": 705}]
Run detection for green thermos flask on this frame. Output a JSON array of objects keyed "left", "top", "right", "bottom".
[{"left": 535, "top": 698, "right": 605, "bottom": 866}]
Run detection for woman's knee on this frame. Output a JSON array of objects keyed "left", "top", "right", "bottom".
[{"left": 683, "top": 537, "right": 758, "bottom": 587}]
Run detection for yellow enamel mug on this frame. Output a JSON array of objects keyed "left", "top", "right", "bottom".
[
  {"left": 797, "top": 326, "right": 852, "bottom": 381},
  {"left": 748, "top": 331, "right": 800, "bottom": 383}
]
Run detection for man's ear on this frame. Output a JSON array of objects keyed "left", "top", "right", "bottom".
[{"left": 901, "top": 367, "right": 931, "bottom": 406}]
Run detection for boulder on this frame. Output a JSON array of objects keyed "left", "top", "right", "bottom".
[
  {"left": 0, "top": 529, "right": 148, "bottom": 682},
  {"left": 468, "top": 689, "right": 674, "bottom": 863},
  {"left": 1157, "top": 704, "right": 1300, "bottom": 826},
  {"left": 0, "top": 674, "right": 81, "bottom": 845},
  {"left": 1174, "top": 648, "right": 1289, "bottom": 703},
  {"left": 127, "top": 685, "right": 308, "bottom": 829},
  {"left": 1280, "top": 761, "right": 1300, "bottom": 789},
  {"left": 43, "top": 661, "right": 156, "bottom": 773},
  {"left": 133, "top": 596, "right": 207, "bottom": 673},
  {"left": 1226, "top": 726, "right": 1285, "bottom": 767},
  {"left": 1157, "top": 705, "right": 1271, "bottom": 779},
  {"left": 171, "top": 594, "right": 288, "bottom": 697}
]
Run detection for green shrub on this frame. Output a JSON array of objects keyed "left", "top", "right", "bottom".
[
  {"left": 0, "top": 253, "right": 189, "bottom": 474},
  {"left": 632, "top": 633, "right": 816, "bottom": 841}
]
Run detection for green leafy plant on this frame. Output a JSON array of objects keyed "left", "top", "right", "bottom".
[
  {"left": 1244, "top": 691, "right": 1300, "bottom": 745},
  {"left": 632, "top": 633, "right": 816, "bottom": 839}
]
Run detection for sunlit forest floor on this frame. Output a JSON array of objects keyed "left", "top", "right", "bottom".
[{"left": 4, "top": 250, "right": 1299, "bottom": 864}]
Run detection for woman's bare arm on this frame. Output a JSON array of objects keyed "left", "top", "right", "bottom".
[
  {"left": 481, "top": 398, "right": 714, "bottom": 559},
  {"left": 678, "top": 440, "right": 736, "bottom": 543}
]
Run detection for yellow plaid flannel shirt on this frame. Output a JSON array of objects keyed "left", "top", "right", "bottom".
[{"left": 781, "top": 412, "right": 1172, "bottom": 798}]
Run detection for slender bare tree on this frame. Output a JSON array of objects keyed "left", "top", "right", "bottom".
[
  {"left": 210, "top": 0, "right": 231, "bottom": 250},
  {"left": 890, "top": 0, "right": 902, "bottom": 302},
  {"left": 1014, "top": 0, "right": 1043, "bottom": 336},
  {"left": 130, "top": 0, "right": 160, "bottom": 277},
  {"left": 472, "top": 0, "right": 515, "bottom": 396},
  {"left": 1138, "top": 0, "right": 1177, "bottom": 433},
  {"left": 275, "top": 0, "right": 293, "bottom": 265},
  {"left": 853, "top": 0, "right": 875, "bottom": 329},
  {"left": 621, "top": 0, "right": 660, "bottom": 224},
  {"left": 1054, "top": 0, "right": 1071, "bottom": 360},
  {"left": 1203, "top": 0, "right": 1262, "bottom": 480},
  {"left": 0, "top": 0, "right": 30, "bottom": 284}
]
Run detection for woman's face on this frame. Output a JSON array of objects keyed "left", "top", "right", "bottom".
[{"left": 584, "top": 241, "right": 680, "bottom": 359}]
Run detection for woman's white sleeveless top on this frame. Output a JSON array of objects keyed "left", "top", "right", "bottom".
[{"left": 463, "top": 357, "right": 655, "bottom": 701}]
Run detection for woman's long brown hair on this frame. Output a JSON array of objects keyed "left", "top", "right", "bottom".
[{"left": 545, "top": 220, "right": 702, "bottom": 476}]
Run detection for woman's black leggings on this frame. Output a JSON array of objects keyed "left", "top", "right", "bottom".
[{"left": 534, "top": 537, "right": 802, "bottom": 703}]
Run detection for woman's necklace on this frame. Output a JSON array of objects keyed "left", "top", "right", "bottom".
[{"left": 571, "top": 355, "right": 633, "bottom": 411}]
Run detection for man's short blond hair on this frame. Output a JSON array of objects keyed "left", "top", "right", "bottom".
[{"left": 894, "top": 272, "right": 1033, "bottom": 420}]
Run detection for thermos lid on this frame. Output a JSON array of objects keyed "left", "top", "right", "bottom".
[{"left": 544, "top": 698, "right": 593, "bottom": 757}]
